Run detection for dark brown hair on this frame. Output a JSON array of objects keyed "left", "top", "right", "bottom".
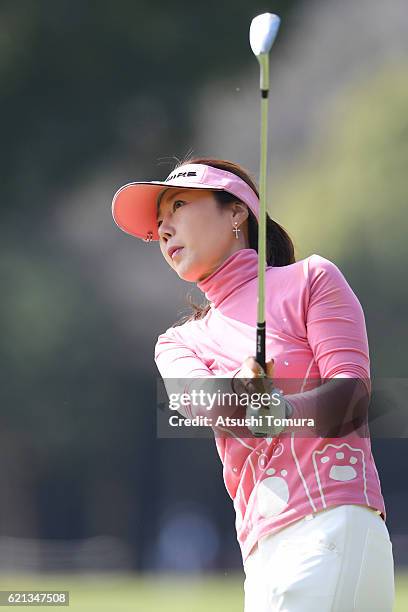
[{"left": 171, "top": 157, "right": 296, "bottom": 326}]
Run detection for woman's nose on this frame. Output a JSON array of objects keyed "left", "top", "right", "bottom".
[{"left": 158, "top": 218, "right": 174, "bottom": 241}]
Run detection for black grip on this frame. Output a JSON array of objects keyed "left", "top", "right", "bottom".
[{"left": 256, "top": 322, "right": 266, "bottom": 372}]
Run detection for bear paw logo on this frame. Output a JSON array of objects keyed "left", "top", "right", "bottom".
[
  {"left": 257, "top": 468, "right": 290, "bottom": 518},
  {"left": 312, "top": 443, "right": 370, "bottom": 507}
]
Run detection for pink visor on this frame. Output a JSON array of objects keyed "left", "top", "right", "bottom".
[{"left": 111, "top": 163, "right": 260, "bottom": 241}]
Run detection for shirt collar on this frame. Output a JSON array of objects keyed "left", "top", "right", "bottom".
[{"left": 197, "top": 248, "right": 261, "bottom": 308}]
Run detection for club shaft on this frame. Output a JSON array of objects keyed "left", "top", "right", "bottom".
[{"left": 256, "top": 63, "right": 269, "bottom": 373}]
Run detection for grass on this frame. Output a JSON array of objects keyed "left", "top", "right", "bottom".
[{"left": 0, "top": 571, "right": 407, "bottom": 610}]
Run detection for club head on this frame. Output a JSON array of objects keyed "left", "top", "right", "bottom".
[{"left": 249, "top": 13, "right": 280, "bottom": 56}]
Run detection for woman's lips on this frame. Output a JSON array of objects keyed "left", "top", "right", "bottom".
[{"left": 171, "top": 247, "right": 184, "bottom": 259}]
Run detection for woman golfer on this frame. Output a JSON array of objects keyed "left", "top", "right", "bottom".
[{"left": 112, "top": 157, "right": 395, "bottom": 611}]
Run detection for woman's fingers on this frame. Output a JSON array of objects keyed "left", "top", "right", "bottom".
[
  {"left": 233, "top": 356, "right": 275, "bottom": 395},
  {"left": 243, "top": 356, "right": 265, "bottom": 376},
  {"left": 265, "top": 358, "right": 274, "bottom": 378}
]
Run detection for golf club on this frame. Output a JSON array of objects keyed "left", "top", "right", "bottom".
[{"left": 249, "top": 12, "right": 281, "bottom": 373}]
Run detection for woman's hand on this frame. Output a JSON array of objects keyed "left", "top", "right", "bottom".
[
  {"left": 232, "top": 356, "right": 292, "bottom": 437},
  {"left": 232, "top": 356, "right": 275, "bottom": 396}
]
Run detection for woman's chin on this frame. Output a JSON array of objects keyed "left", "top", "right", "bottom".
[
  {"left": 177, "top": 270, "right": 200, "bottom": 282},
  {"left": 175, "top": 262, "right": 203, "bottom": 283}
]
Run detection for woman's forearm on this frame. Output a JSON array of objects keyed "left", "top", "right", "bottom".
[{"left": 285, "top": 377, "right": 370, "bottom": 437}]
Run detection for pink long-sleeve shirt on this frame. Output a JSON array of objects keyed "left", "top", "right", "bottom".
[{"left": 154, "top": 248, "right": 386, "bottom": 563}]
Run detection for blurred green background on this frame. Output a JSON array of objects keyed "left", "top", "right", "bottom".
[
  {"left": 0, "top": 0, "right": 407, "bottom": 608},
  {"left": 0, "top": 573, "right": 408, "bottom": 611}
]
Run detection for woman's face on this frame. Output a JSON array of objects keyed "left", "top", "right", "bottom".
[{"left": 157, "top": 188, "right": 249, "bottom": 282}]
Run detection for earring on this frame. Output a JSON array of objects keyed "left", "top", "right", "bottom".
[{"left": 233, "top": 222, "right": 241, "bottom": 239}]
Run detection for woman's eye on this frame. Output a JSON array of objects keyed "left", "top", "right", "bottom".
[
  {"left": 157, "top": 200, "right": 185, "bottom": 228},
  {"left": 173, "top": 200, "right": 185, "bottom": 211}
]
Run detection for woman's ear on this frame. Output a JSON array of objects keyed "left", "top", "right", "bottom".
[{"left": 231, "top": 202, "right": 249, "bottom": 225}]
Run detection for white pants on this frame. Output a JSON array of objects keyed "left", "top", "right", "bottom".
[{"left": 243, "top": 504, "right": 395, "bottom": 611}]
